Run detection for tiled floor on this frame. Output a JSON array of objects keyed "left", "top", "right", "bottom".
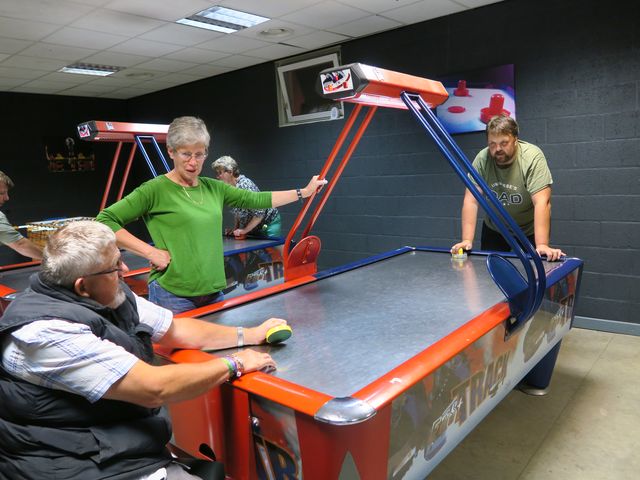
[{"left": 428, "top": 328, "right": 640, "bottom": 480}]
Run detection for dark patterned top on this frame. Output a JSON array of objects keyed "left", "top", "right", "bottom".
[{"left": 231, "top": 175, "right": 279, "bottom": 232}]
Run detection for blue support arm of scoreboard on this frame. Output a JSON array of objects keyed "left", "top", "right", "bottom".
[
  {"left": 400, "top": 91, "right": 546, "bottom": 331},
  {"left": 134, "top": 135, "right": 170, "bottom": 178}
]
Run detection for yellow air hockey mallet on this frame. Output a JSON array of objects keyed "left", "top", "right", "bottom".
[
  {"left": 452, "top": 247, "right": 468, "bottom": 260},
  {"left": 265, "top": 324, "right": 292, "bottom": 344}
]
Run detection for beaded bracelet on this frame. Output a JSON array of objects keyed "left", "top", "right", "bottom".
[
  {"left": 231, "top": 353, "right": 245, "bottom": 377},
  {"left": 221, "top": 356, "right": 238, "bottom": 379}
]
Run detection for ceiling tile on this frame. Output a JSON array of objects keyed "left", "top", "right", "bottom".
[
  {"left": 455, "top": 0, "right": 503, "bottom": 7},
  {"left": 0, "top": 77, "right": 27, "bottom": 88},
  {"left": 164, "top": 48, "right": 229, "bottom": 64},
  {"left": 42, "top": 27, "right": 129, "bottom": 50},
  {"left": 58, "top": 82, "right": 121, "bottom": 95},
  {"left": 0, "top": 37, "right": 34, "bottom": 55},
  {"left": 81, "top": 51, "right": 152, "bottom": 68},
  {"left": 0, "top": 0, "right": 95, "bottom": 25},
  {"left": 196, "top": 35, "right": 271, "bottom": 54},
  {"left": 126, "top": 77, "right": 178, "bottom": 89},
  {"left": 0, "top": 16, "right": 61, "bottom": 41},
  {"left": 75, "top": 75, "right": 140, "bottom": 88},
  {"left": 280, "top": 1, "right": 370, "bottom": 30},
  {"left": 182, "top": 64, "right": 232, "bottom": 77},
  {"left": 0, "top": 65, "right": 44, "bottom": 80},
  {"left": 104, "top": 0, "right": 214, "bottom": 22},
  {"left": 246, "top": 43, "right": 304, "bottom": 61},
  {"left": 76, "top": 0, "right": 109, "bottom": 6},
  {"left": 218, "top": 0, "right": 322, "bottom": 18},
  {"left": 134, "top": 58, "right": 199, "bottom": 73},
  {"left": 380, "top": 0, "right": 465, "bottom": 23},
  {"left": 212, "top": 54, "right": 264, "bottom": 69},
  {"left": 334, "top": 0, "right": 423, "bottom": 14},
  {"left": 328, "top": 15, "right": 403, "bottom": 38},
  {"left": 70, "top": 9, "right": 164, "bottom": 37},
  {"left": 17, "top": 43, "right": 97, "bottom": 61},
  {"left": 37, "top": 71, "right": 97, "bottom": 85},
  {"left": 109, "top": 68, "right": 167, "bottom": 82},
  {"left": 151, "top": 72, "right": 203, "bottom": 84},
  {"left": 56, "top": 87, "right": 109, "bottom": 97},
  {"left": 285, "top": 30, "right": 350, "bottom": 50},
  {"left": 138, "top": 23, "right": 224, "bottom": 47},
  {"left": 19, "top": 78, "right": 80, "bottom": 89},
  {"left": 0, "top": 55, "right": 67, "bottom": 71},
  {"left": 108, "top": 38, "right": 184, "bottom": 57},
  {"left": 98, "top": 90, "right": 140, "bottom": 99},
  {"left": 99, "top": 85, "right": 153, "bottom": 98},
  {"left": 11, "top": 84, "right": 67, "bottom": 94}
]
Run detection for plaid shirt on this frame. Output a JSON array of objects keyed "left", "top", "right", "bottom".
[
  {"left": 231, "top": 175, "right": 279, "bottom": 230},
  {"left": 1, "top": 294, "right": 172, "bottom": 403}
]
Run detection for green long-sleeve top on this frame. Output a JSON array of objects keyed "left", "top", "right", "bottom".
[{"left": 96, "top": 175, "right": 272, "bottom": 297}]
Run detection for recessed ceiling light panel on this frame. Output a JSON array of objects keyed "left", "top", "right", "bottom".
[
  {"left": 177, "top": 6, "right": 269, "bottom": 33},
  {"left": 59, "top": 63, "right": 122, "bottom": 76}
]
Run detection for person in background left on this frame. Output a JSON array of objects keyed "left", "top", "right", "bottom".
[
  {"left": 212, "top": 155, "right": 282, "bottom": 238},
  {"left": 96, "top": 116, "right": 326, "bottom": 314},
  {"left": 0, "top": 170, "right": 42, "bottom": 261}
]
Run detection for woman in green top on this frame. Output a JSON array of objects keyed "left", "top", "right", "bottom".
[{"left": 96, "top": 116, "right": 325, "bottom": 313}]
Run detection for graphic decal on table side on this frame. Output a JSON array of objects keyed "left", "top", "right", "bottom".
[
  {"left": 386, "top": 270, "right": 579, "bottom": 479},
  {"left": 251, "top": 397, "right": 301, "bottom": 480},
  {"left": 387, "top": 327, "right": 512, "bottom": 479},
  {"left": 522, "top": 273, "right": 576, "bottom": 363}
]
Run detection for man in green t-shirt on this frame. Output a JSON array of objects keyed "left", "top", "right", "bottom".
[
  {"left": 451, "top": 116, "right": 564, "bottom": 261},
  {"left": 0, "top": 171, "right": 42, "bottom": 261}
]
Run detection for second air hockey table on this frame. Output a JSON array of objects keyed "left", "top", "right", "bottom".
[
  {"left": 162, "top": 247, "right": 582, "bottom": 479},
  {"left": 0, "top": 236, "right": 284, "bottom": 314}
]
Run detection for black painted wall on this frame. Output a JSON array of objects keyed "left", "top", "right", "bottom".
[
  {"left": 0, "top": 92, "right": 129, "bottom": 265},
  {"left": 3, "top": 0, "right": 638, "bottom": 323}
]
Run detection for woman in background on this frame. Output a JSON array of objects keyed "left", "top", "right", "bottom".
[{"left": 212, "top": 155, "right": 281, "bottom": 238}]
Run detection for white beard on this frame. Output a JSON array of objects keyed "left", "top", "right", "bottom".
[{"left": 107, "top": 287, "right": 126, "bottom": 309}]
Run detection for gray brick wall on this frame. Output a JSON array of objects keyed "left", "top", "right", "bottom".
[{"left": 130, "top": 0, "right": 640, "bottom": 324}]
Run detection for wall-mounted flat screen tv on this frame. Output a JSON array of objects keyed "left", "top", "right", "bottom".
[{"left": 276, "top": 49, "right": 344, "bottom": 127}]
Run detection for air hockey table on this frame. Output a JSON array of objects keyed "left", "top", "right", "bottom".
[
  {"left": 162, "top": 247, "right": 582, "bottom": 479},
  {"left": 0, "top": 236, "right": 284, "bottom": 314},
  {"left": 155, "top": 63, "right": 585, "bottom": 479}
]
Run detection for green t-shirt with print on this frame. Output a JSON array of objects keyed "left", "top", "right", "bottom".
[
  {"left": 96, "top": 175, "right": 272, "bottom": 297},
  {"left": 472, "top": 140, "right": 552, "bottom": 236}
]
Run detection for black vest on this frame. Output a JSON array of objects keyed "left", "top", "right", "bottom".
[{"left": 0, "top": 274, "right": 172, "bottom": 480}]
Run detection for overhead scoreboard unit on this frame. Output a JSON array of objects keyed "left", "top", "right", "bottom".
[
  {"left": 76, "top": 120, "right": 170, "bottom": 210},
  {"left": 317, "top": 63, "right": 449, "bottom": 109},
  {"left": 77, "top": 120, "right": 169, "bottom": 143}
]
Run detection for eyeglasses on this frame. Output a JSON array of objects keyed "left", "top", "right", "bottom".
[
  {"left": 85, "top": 258, "right": 125, "bottom": 277},
  {"left": 177, "top": 151, "right": 208, "bottom": 161}
]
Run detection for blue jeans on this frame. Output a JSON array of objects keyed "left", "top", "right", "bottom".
[{"left": 148, "top": 280, "right": 224, "bottom": 314}]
